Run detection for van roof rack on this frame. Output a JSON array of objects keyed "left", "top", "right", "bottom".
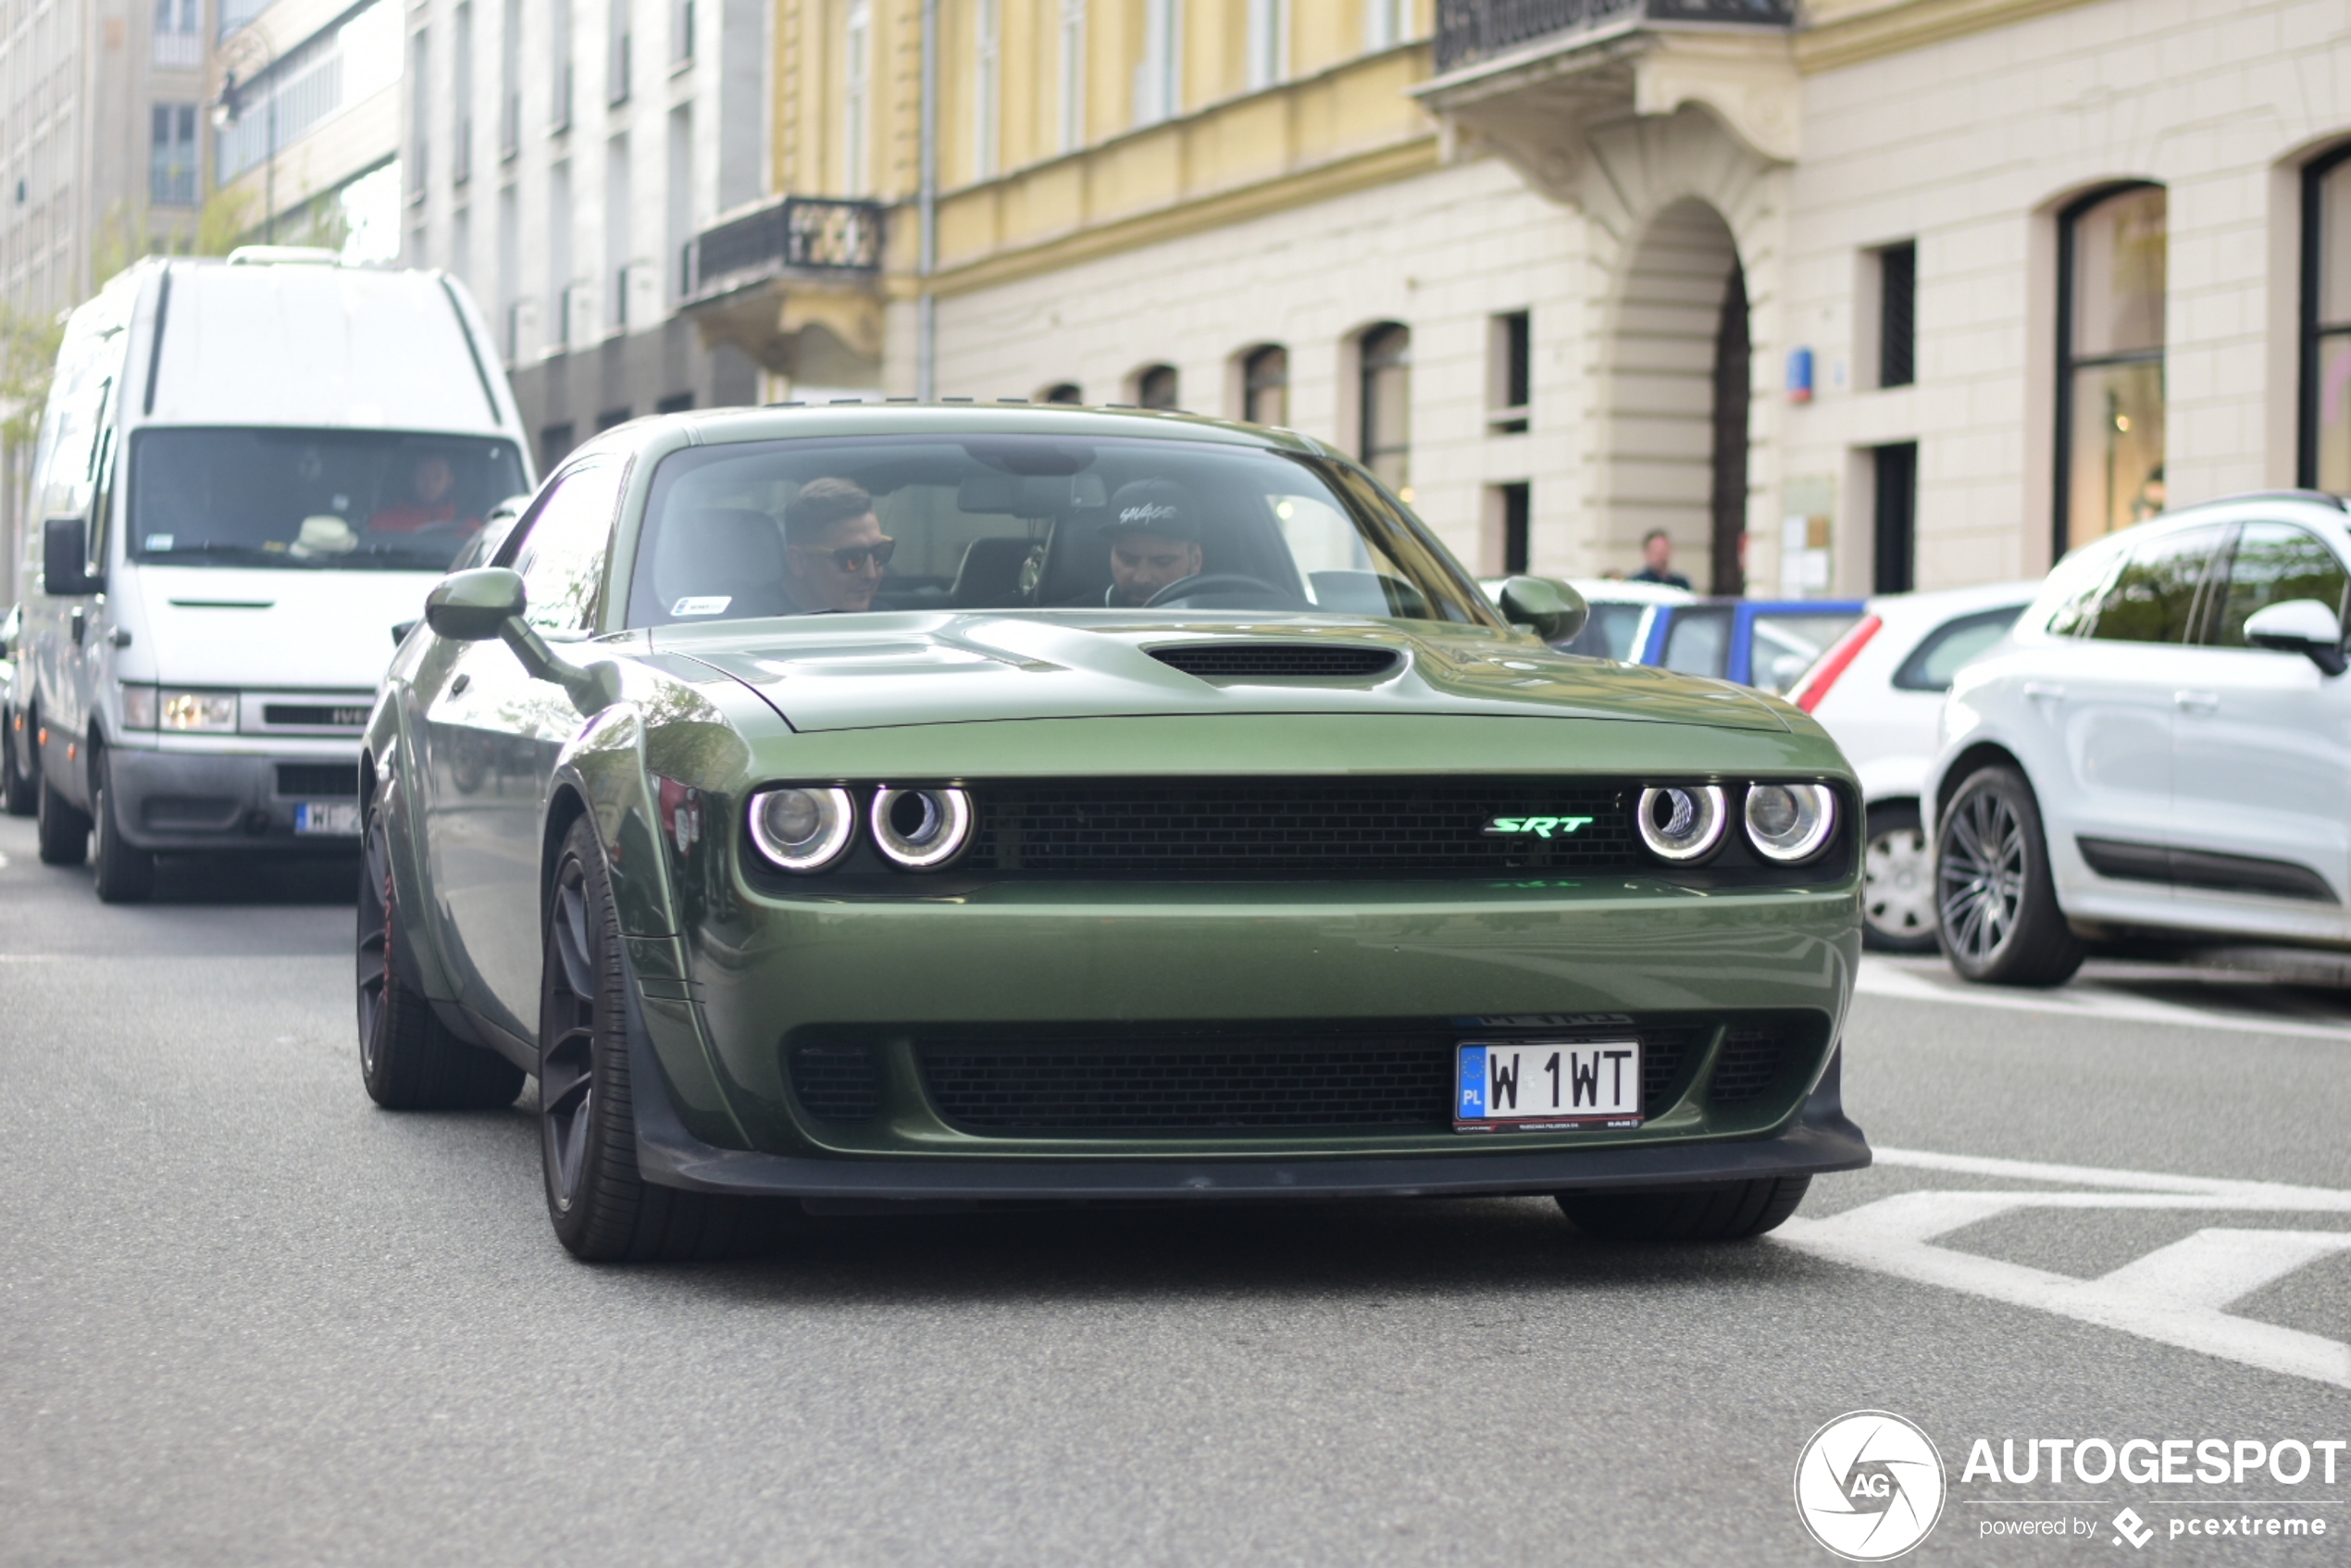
[{"left": 226, "top": 245, "right": 342, "bottom": 267}]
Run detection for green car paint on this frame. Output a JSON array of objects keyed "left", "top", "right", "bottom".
[{"left": 363, "top": 404, "right": 1868, "bottom": 1206}]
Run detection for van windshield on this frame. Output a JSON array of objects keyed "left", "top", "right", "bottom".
[{"left": 129, "top": 429, "right": 528, "bottom": 571}]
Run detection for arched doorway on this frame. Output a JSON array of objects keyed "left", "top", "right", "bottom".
[{"left": 1602, "top": 197, "right": 1749, "bottom": 595}]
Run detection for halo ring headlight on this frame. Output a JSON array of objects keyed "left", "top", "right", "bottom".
[
  {"left": 1743, "top": 782, "right": 1837, "bottom": 864},
  {"left": 747, "top": 785, "right": 858, "bottom": 873},
  {"left": 1636, "top": 784, "right": 1728, "bottom": 863},
  {"left": 870, "top": 786, "right": 975, "bottom": 870}
]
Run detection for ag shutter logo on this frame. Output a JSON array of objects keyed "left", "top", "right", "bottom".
[
  {"left": 1483, "top": 815, "right": 1594, "bottom": 839},
  {"left": 1795, "top": 1412, "right": 1947, "bottom": 1562}
]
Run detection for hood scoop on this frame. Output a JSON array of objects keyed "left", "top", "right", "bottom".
[{"left": 1150, "top": 642, "right": 1402, "bottom": 680}]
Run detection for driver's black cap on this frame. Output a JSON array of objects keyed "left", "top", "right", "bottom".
[{"left": 1099, "top": 479, "right": 1201, "bottom": 543}]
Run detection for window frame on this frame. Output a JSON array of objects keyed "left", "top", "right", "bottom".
[
  {"left": 2054, "top": 181, "right": 2167, "bottom": 562},
  {"left": 2297, "top": 142, "right": 2351, "bottom": 490}
]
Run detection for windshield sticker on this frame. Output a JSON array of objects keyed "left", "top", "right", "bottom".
[
  {"left": 671, "top": 596, "right": 732, "bottom": 616},
  {"left": 145, "top": 534, "right": 174, "bottom": 552}
]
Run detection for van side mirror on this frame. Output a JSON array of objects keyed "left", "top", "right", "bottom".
[
  {"left": 424, "top": 566, "right": 528, "bottom": 641},
  {"left": 43, "top": 517, "right": 101, "bottom": 596},
  {"left": 2244, "top": 599, "right": 2346, "bottom": 676},
  {"left": 1496, "top": 576, "right": 1589, "bottom": 645}
]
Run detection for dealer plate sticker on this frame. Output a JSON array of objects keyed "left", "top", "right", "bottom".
[
  {"left": 293, "top": 801, "right": 361, "bottom": 836},
  {"left": 1455, "top": 1040, "right": 1642, "bottom": 1131}
]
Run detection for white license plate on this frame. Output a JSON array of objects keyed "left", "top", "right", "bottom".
[
  {"left": 293, "top": 801, "right": 361, "bottom": 836},
  {"left": 1455, "top": 1040, "right": 1643, "bottom": 1131}
]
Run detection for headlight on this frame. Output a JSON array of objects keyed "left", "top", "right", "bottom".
[
  {"left": 1636, "top": 784, "right": 1727, "bottom": 862},
  {"left": 747, "top": 785, "right": 857, "bottom": 873},
  {"left": 159, "top": 691, "right": 238, "bottom": 731},
  {"left": 119, "top": 685, "right": 158, "bottom": 729},
  {"left": 1743, "top": 782, "right": 1837, "bottom": 863},
  {"left": 870, "top": 786, "right": 974, "bottom": 870}
]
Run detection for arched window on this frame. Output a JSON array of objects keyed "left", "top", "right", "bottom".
[
  {"left": 1136, "top": 365, "right": 1179, "bottom": 410},
  {"left": 2301, "top": 145, "right": 2351, "bottom": 492},
  {"left": 1359, "top": 323, "right": 1411, "bottom": 493},
  {"left": 1242, "top": 345, "right": 1287, "bottom": 426},
  {"left": 2057, "top": 184, "right": 2166, "bottom": 554},
  {"left": 1039, "top": 382, "right": 1082, "bottom": 404}
]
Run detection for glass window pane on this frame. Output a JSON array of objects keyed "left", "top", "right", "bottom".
[
  {"left": 2067, "top": 360, "right": 2166, "bottom": 549},
  {"left": 1661, "top": 606, "right": 1731, "bottom": 678},
  {"left": 2318, "top": 331, "right": 2351, "bottom": 493},
  {"left": 1750, "top": 612, "right": 1863, "bottom": 694},
  {"left": 2320, "top": 157, "right": 2351, "bottom": 329},
  {"left": 2088, "top": 525, "right": 2220, "bottom": 643},
  {"left": 1892, "top": 606, "right": 2024, "bottom": 691},
  {"left": 2209, "top": 522, "right": 2350, "bottom": 647},
  {"left": 513, "top": 461, "right": 624, "bottom": 631},
  {"left": 2070, "top": 186, "right": 2167, "bottom": 357}
]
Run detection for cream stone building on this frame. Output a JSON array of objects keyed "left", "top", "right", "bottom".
[{"left": 678, "top": 0, "right": 2351, "bottom": 597}]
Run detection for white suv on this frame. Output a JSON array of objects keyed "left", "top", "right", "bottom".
[{"left": 1926, "top": 492, "right": 2351, "bottom": 986}]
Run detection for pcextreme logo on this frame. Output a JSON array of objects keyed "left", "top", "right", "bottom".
[
  {"left": 1795, "top": 1412, "right": 1947, "bottom": 1562},
  {"left": 1482, "top": 815, "right": 1594, "bottom": 839}
]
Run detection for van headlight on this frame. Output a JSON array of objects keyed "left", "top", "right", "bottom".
[
  {"left": 1743, "top": 782, "right": 1837, "bottom": 863},
  {"left": 870, "top": 786, "right": 974, "bottom": 869},
  {"left": 747, "top": 786, "right": 858, "bottom": 873},
  {"left": 1636, "top": 785, "right": 1727, "bottom": 863},
  {"left": 160, "top": 691, "right": 238, "bottom": 731}
]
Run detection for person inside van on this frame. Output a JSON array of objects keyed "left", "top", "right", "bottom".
[
  {"left": 782, "top": 479, "right": 893, "bottom": 614},
  {"left": 368, "top": 454, "right": 467, "bottom": 534}
]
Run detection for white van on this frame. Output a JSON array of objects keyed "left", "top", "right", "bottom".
[{"left": 6, "top": 249, "right": 533, "bottom": 900}]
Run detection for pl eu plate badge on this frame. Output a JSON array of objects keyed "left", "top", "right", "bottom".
[{"left": 1456, "top": 1040, "right": 1643, "bottom": 1132}]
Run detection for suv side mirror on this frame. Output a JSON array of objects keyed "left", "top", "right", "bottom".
[
  {"left": 2244, "top": 599, "right": 2346, "bottom": 676},
  {"left": 424, "top": 566, "right": 529, "bottom": 641},
  {"left": 43, "top": 517, "right": 101, "bottom": 597},
  {"left": 1496, "top": 576, "right": 1589, "bottom": 645}
]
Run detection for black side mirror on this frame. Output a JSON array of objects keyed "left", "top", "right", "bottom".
[
  {"left": 424, "top": 567, "right": 528, "bottom": 641},
  {"left": 43, "top": 517, "right": 101, "bottom": 597},
  {"left": 1496, "top": 576, "right": 1589, "bottom": 645}
]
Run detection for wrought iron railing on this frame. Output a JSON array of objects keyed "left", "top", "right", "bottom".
[
  {"left": 684, "top": 196, "right": 887, "bottom": 300},
  {"left": 1433, "top": 0, "right": 1794, "bottom": 73}
]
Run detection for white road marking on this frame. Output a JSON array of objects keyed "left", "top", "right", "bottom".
[
  {"left": 1853, "top": 957, "right": 2351, "bottom": 1040},
  {"left": 1778, "top": 1148, "right": 2351, "bottom": 1389}
]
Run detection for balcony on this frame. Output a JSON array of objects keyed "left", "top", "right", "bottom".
[
  {"left": 680, "top": 195, "right": 889, "bottom": 380},
  {"left": 1433, "top": 0, "right": 1793, "bottom": 75}
]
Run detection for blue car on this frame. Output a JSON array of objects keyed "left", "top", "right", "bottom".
[{"left": 1638, "top": 599, "right": 1869, "bottom": 696}]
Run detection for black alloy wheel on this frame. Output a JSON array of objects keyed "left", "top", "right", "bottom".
[
  {"left": 356, "top": 795, "right": 524, "bottom": 1109},
  {"left": 1860, "top": 802, "right": 1938, "bottom": 952},
  {"left": 1558, "top": 1176, "right": 1811, "bottom": 1241},
  {"left": 539, "top": 815, "right": 761, "bottom": 1262},
  {"left": 90, "top": 744, "right": 156, "bottom": 903},
  {"left": 2, "top": 708, "right": 35, "bottom": 817},
  {"left": 1935, "top": 765, "right": 2084, "bottom": 988}
]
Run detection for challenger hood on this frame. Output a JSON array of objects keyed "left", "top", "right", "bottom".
[
  {"left": 120, "top": 566, "right": 439, "bottom": 690},
  {"left": 649, "top": 612, "right": 1792, "bottom": 735}
]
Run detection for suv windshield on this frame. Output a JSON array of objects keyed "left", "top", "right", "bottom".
[
  {"left": 626, "top": 434, "right": 1499, "bottom": 628},
  {"left": 129, "top": 429, "right": 528, "bottom": 572}
]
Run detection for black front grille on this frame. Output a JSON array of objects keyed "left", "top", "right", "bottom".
[
  {"left": 911, "top": 1023, "right": 1698, "bottom": 1134},
  {"left": 1151, "top": 643, "right": 1401, "bottom": 680},
  {"left": 790, "top": 1044, "right": 882, "bottom": 1122},
  {"left": 275, "top": 764, "right": 360, "bottom": 798},
  {"left": 960, "top": 778, "right": 1636, "bottom": 877},
  {"left": 1709, "top": 1029, "right": 1785, "bottom": 1102}
]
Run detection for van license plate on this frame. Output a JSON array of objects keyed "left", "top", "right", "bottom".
[
  {"left": 294, "top": 802, "right": 360, "bottom": 836},
  {"left": 1455, "top": 1041, "right": 1643, "bottom": 1131}
]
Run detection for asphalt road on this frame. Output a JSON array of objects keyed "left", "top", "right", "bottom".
[{"left": 3, "top": 815, "right": 2347, "bottom": 1567}]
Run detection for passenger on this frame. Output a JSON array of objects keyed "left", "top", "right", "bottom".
[
  {"left": 1101, "top": 479, "right": 1204, "bottom": 607},
  {"left": 783, "top": 478, "right": 894, "bottom": 613},
  {"left": 368, "top": 454, "right": 466, "bottom": 533}
]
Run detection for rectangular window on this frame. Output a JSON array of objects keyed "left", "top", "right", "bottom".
[
  {"left": 1363, "top": 0, "right": 1408, "bottom": 49},
  {"left": 1489, "top": 309, "right": 1529, "bottom": 432},
  {"left": 548, "top": 159, "right": 573, "bottom": 347},
  {"left": 608, "top": 0, "right": 631, "bottom": 105},
  {"left": 409, "top": 28, "right": 431, "bottom": 198},
  {"left": 974, "top": 0, "right": 1000, "bottom": 181},
  {"left": 1245, "top": 0, "right": 1286, "bottom": 91},
  {"left": 1872, "top": 441, "right": 1917, "bottom": 594},
  {"left": 152, "top": 0, "right": 201, "bottom": 66},
  {"left": 2058, "top": 185, "right": 2166, "bottom": 554},
  {"left": 843, "top": 0, "right": 871, "bottom": 193},
  {"left": 1134, "top": 0, "right": 1178, "bottom": 126},
  {"left": 2300, "top": 149, "right": 2351, "bottom": 492},
  {"left": 541, "top": 421, "right": 578, "bottom": 472},
  {"left": 453, "top": 2, "right": 474, "bottom": 186},
  {"left": 605, "top": 135, "right": 630, "bottom": 330},
  {"left": 1878, "top": 242, "right": 1915, "bottom": 389},
  {"left": 665, "top": 106, "right": 691, "bottom": 305},
  {"left": 497, "top": 182, "right": 520, "bottom": 360},
  {"left": 672, "top": 0, "right": 693, "bottom": 63},
  {"left": 1057, "top": 0, "right": 1086, "bottom": 152},
  {"left": 500, "top": 0, "right": 521, "bottom": 157},
  {"left": 654, "top": 392, "right": 695, "bottom": 414},
  {"left": 551, "top": 0, "right": 573, "bottom": 131},
  {"left": 1497, "top": 481, "right": 1530, "bottom": 575},
  {"left": 149, "top": 103, "right": 196, "bottom": 205},
  {"left": 595, "top": 405, "right": 632, "bottom": 430}
]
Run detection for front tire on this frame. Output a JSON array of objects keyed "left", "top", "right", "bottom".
[
  {"left": 1935, "top": 765, "right": 2084, "bottom": 988},
  {"left": 2, "top": 710, "right": 35, "bottom": 817},
  {"left": 36, "top": 775, "right": 89, "bottom": 866},
  {"left": 356, "top": 796, "right": 523, "bottom": 1109},
  {"left": 1559, "top": 1176, "right": 1811, "bottom": 1241},
  {"left": 1860, "top": 802, "right": 1937, "bottom": 952},
  {"left": 540, "top": 815, "right": 757, "bottom": 1262},
  {"left": 91, "top": 748, "right": 156, "bottom": 903}
]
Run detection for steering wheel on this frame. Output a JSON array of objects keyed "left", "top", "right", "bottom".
[{"left": 1143, "top": 572, "right": 1305, "bottom": 610}]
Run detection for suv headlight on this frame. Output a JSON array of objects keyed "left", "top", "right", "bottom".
[
  {"left": 1636, "top": 784, "right": 1727, "bottom": 862},
  {"left": 747, "top": 786, "right": 858, "bottom": 873},
  {"left": 1743, "top": 782, "right": 1837, "bottom": 863},
  {"left": 159, "top": 691, "right": 238, "bottom": 731}
]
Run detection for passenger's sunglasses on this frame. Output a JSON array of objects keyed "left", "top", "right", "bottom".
[{"left": 804, "top": 538, "right": 896, "bottom": 572}]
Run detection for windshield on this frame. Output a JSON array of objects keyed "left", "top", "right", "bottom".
[
  {"left": 129, "top": 429, "right": 528, "bottom": 572},
  {"left": 626, "top": 434, "right": 1499, "bottom": 628}
]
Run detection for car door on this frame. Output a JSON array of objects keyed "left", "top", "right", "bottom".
[
  {"left": 2163, "top": 518, "right": 2351, "bottom": 933},
  {"left": 420, "top": 457, "right": 626, "bottom": 1038},
  {"left": 2037, "top": 523, "right": 2226, "bottom": 911}
]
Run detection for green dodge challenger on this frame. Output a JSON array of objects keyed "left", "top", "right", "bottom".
[{"left": 358, "top": 404, "right": 1869, "bottom": 1260}]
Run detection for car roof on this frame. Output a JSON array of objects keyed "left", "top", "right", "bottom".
[{"left": 584, "top": 400, "right": 1346, "bottom": 462}]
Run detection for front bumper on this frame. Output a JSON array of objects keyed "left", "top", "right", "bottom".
[{"left": 108, "top": 740, "right": 362, "bottom": 852}]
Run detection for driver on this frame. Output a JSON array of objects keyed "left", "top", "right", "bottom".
[
  {"left": 367, "top": 454, "right": 466, "bottom": 532},
  {"left": 783, "top": 477, "right": 893, "bottom": 614},
  {"left": 1101, "top": 479, "right": 1204, "bottom": 607}
]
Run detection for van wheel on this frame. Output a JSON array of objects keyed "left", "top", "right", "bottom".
[
  {"left": 1860, "top": 803, "right": 1938, "bottom": 952},
  {"left": 1559, "top": 1176, "right": 1811, "bottom": 1241},
  {"left": 36, "top": 776, "right": 89, "bottom": 865},
  {"left": 91, "top": 749, "right": 156, "bottom": 903},
  {"left": 2, "top": 711, "right": 34, "bottom": 817},
  {"left": 356, "top": 796, "right": 523, "bottom": 1110},
  {"left": 1935, "top": 765, "right": 2084, "bottom": 987}
]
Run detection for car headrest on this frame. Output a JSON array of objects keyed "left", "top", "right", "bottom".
[{"left": 950, "top": 535, "right": 1039, "bottom": 606}]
